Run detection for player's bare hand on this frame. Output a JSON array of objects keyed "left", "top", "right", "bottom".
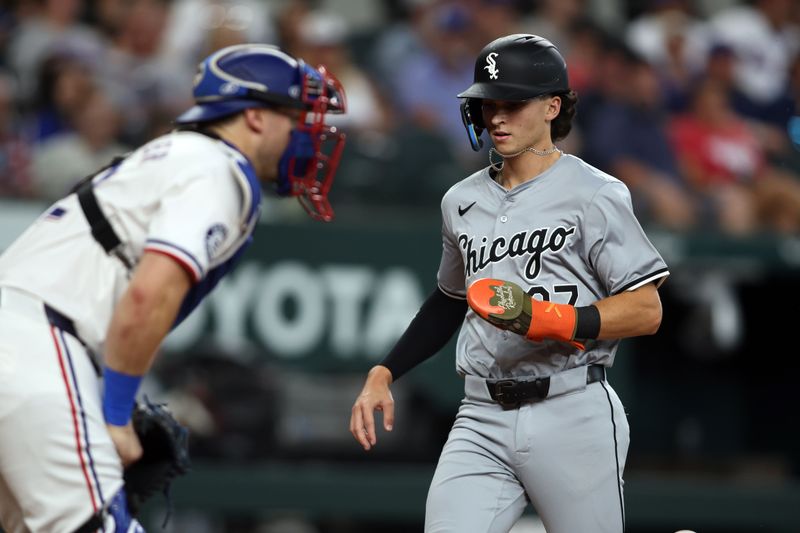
[
  {"left": 106, "top": 422, "right": 143, "bottom": 467},
  {"left": 350, "top": 365, "right": 394, "bottom": 451}
]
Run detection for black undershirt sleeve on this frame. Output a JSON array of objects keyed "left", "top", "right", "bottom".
[{"left": 379, "top": 287, "right": 468, "bottom": 381}]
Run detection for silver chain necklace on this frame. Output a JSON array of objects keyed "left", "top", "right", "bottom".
[{"left": 489, "top": 145, "right": 561, "bottom": 171}]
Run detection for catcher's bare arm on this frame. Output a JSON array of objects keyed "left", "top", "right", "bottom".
[
  {"left": 104, "top": 252, "right": 192, "bottom": 465},
  {"left": 105, "top": 251, "right": 192, "bottom": 375}
]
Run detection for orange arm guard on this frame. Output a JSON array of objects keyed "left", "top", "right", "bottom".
[{"left": 467, "top": 278, "right": 586, "bottom": 350}]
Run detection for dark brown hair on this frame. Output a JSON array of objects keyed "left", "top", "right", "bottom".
[{"left": 550, "top": 90, "right": 578, "bottom": 142}]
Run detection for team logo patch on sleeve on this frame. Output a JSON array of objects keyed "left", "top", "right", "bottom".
[{"left": 205, "top": 223, "right": 229, "bottom": 261}]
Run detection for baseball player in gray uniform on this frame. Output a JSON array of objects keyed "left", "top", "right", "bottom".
[
  {"left": 0, "top": 44, "right": 345, "bottom": 532},
  {"left": 350, "top": 34, "right": 668, "bottom": 533}
]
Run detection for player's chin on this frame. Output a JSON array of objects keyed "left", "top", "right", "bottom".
[{"left": 491, "top": 138, "right": 521, "bottom": 155}]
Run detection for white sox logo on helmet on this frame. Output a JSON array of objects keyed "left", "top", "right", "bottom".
[{"left": 484, "top": 52, "right": 499, "bottom": 80}]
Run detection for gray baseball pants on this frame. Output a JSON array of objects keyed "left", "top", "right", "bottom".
[{"left": 425, "top": 365, "right": 630, "bottom": 533}]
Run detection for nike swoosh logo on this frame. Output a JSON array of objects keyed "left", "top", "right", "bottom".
[{"left": 458, "top": 201, "right": 477, "bottom": 216}]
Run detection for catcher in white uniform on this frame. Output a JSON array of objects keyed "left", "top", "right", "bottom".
[
  {"left": 0, "top": 44, "right": 345, "bottom": 532},
  {"left": 350, "top": 34, "right": 668, "bottom": 532}
]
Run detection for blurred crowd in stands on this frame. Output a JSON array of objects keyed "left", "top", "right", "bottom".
[{"left": 1, "top": 0, "right": 800, "bottom": 235}]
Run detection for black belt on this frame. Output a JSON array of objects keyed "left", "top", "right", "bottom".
[
  {"left": 43, "top": 304, "right": 82, "bottom": 343},
  {"left": 45, "top": 305, "right": 100, "bottom": 375},
  {"left": 486, "top": 364, "right": 606, "bottom": 406}
]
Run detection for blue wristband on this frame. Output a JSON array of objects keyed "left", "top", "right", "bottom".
[{"left": 102, "top": 367, "right": 142, "bottom": 426}]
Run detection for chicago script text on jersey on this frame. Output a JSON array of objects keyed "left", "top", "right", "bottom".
[{"left": 458, "top": 226, "right": 576, "bottom": 280}]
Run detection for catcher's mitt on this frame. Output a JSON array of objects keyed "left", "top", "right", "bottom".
[{"left": 124, "top": 397, "right": 191, "bottom": 518}]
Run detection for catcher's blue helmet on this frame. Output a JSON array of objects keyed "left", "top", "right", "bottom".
[
  {"left": 175, "top": 44, "right": 344, "bottom": 122},
  {"left": 175, "top": 44, "right": 347, "bottom": 221}
]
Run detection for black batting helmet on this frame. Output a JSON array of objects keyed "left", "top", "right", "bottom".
[{"left": 458, "top": 34, "right": 570, "bottom": 150}]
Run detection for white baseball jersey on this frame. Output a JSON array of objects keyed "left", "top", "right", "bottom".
[
  {"left": 437, "top": 153, "right": 669, "bottom": 378},
  {"left": 0, "top": 129, "right": 261, "bottom": 532},
  {"left": 0, "top": 130, "right": 261, "bottom": 354}
]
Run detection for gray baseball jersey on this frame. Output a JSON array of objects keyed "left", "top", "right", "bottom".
[
  {"left": 426, "top": 153, "right": 668, "bottom": 533},
  {"left": 437, "top": 153, "right": 668, "bottom": 379}
]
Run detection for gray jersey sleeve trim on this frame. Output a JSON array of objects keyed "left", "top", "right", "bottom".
[
  {"left": 438, "top": 283, "right": 467, "bottom": 300},
  {"left": 615, "top": 268, "right": 670, "bottom": 294}
]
